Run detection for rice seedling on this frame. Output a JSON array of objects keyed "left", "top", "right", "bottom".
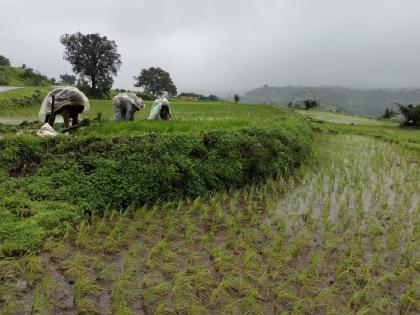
[{"left": 0, "top": 94, "right": 419, "bottom": 313}]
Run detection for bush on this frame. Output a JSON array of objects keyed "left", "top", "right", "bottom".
[
  {"left": 0, "top": 118, "right": 311, "bottom": 255},
  {"left": 0, "top": 126, "right": 310, "bottom": 212},
  {"left": 0, "top": 55, "right": 11, "bottom": 67},
  {"left": 19, "top": 68, "right": 51, "bottom": 86},
  {"left": 382, "top": 108, "right": 396, "bottom": 119},
  {"left": 398, "top": 103, "right": 420, "bottom": 127},
  {"left": 303, "top": 99, "right": 320, "bottom": 110}
]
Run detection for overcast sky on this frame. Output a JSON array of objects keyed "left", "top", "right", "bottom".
[{"left": 1, "top": 0, "right": 419, "bottom": 95}]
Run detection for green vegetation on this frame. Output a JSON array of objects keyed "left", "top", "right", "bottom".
[
  {"left": 302, "top": 99, "right": 320, "bottom": 110},
  {"left": 398, "top": 103, "right": 420, "bottom": 127},
  {"left": 0, "top": 101, "right": 311, "bottom": 256},
  {"left": 61, "top": 32, "right": 122, "bottom": 97},
  {"left": 0, "top": 135, "right": 418, "bottom": 314},
  {"left": 300, "top": 110, "right": 419, "bottom": 151},
  {"left": 0, "top": 87, "right": 51, "bottom": 121},
  {"left": 298, "top": 109, "right": 398, "bottom": 127},
  {"left": 0, "top": 55, "right": 11, "bottom": 67},
  {"left": 0, "top": 66, "right": 52, "bottom": 86},
  {"left": 134, "top": 67, "right": 177, "bottom": 96},
  {"left": 0, "top": 98, "right": 419, "bottom": 314}
]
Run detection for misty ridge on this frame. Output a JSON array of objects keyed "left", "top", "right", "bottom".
[{"left": 242, "top": 85, "right": 420, "bottom": 117}]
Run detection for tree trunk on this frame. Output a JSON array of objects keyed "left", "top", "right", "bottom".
[{"left": 91, "top": 75, "right": 97, "bottom": 90}]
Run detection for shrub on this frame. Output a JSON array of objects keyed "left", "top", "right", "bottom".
[
  {"left": 0, "top": 117, "right": 311, "bottom": 255},
  {"left": 303, "top": 99, "right": 320, "bottom": 110},
  {"left": 382, "top": 108, "right": 396, "bottom": 119},
  {"left": 0, "top": 55, "right": 11, "bottom": 67},
  {"left": 397, "top": 103, "right": 420, "bottom": 127},
  {"left": 0, "top": 126, "right": 310, "bottom": 212}
]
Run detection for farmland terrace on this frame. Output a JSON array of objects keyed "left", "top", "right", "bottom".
[{"left": 0, "top": 97, "right": 419, "bottom": 314}]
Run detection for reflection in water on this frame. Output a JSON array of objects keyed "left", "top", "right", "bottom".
[{"left": 0, "top": 86, "right": 19, "bottom": 92}]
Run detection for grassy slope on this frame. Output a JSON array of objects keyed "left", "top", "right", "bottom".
[
  {"left": 0, "top": 87, "right": 51, "bottom": 118},
  {"left": 301, "top": 110, "right": 420, "bottom": 151},
  {"left": 0, "top": 66, "right": 51, "bottom": 87}
]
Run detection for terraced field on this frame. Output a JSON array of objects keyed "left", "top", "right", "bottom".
[{"left": 0, "top": 99, "right": 419, "bottom": 314}]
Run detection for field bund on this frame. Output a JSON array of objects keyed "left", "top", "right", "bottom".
[{"left": 0, "top": 102, "right": 312, "bottom": 255}]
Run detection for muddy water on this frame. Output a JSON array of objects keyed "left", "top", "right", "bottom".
[
  {"left": 0, "top": 116, "right": 63, "bottom": 125},
  {"left": 0, "top": 86, "right": 19, "bottom": 92},
  {"left": 276, "top": 135, "right": 419, "bottom": 226}
]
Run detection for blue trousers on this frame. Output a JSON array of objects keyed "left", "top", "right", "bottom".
[{"left": 114, "top": 100, "right": 136, "bottom": 121}]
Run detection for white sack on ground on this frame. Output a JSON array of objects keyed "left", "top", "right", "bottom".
[
  {"left": 38, "top": 87, "right": 90, "bottom": 122},
  {"left": 36, "top": 123, "right": 58, "bottom": 137},
  {"left": 148, "top": 98, "right": 171, "bottom": 120}
]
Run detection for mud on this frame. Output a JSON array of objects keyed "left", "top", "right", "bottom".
[{"left": 40, "top": 253, "right": 76, "bottom": 315}]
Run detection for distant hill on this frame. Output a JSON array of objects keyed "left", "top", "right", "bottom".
[
  {"left": 242, "top": 86, "right": 420, "bottom": 116},
  {"left": 0, "top": 66, "right": 53, "bottom": 87}
]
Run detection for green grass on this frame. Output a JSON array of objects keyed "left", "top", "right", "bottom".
[
  {"left": 0, "top": 66, "right": 51, "bottom": 87},
  {"left": 0, "top": 95, "right": 419, "bottom": 313},
  {"left": 0, "top": 87, "right": 50, "bottom": 119},
  {"left": 311, "top": 120, "right": 420, "bottom": 151},
  {"left": 295, "top": 108, "right": 420, "bottom": 151},
  {"left": 298, "top": 109, "right": 398, "bottom": 127},
  {"left": 0, "top": 134, "right": 418, "bottom": 314},
  {"left": 0, "top": 98, "right": 307, "bottom": 136},
  {"left": 0, "top": 100, "right": 311, "bottom": 256}
]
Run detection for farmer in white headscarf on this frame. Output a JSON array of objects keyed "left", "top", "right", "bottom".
[
  {"left": 113, "top": 92, "right": 145, "bottom": 121},
  {"left": 148, "top": 98, "right": 172, "bottom": 120}
]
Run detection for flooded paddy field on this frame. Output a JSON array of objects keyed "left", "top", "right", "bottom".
[{"left": 1, "top": 134, "right": 418, "bottom": 314}]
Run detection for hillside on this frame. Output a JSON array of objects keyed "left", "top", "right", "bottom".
[
  {"left": 0, "top": 66, "right": 52, "bottom": 87},
  {"left": 242, "top": 85, "right": 420, "bottom": 116}
]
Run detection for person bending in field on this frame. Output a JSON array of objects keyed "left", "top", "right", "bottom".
[
  {"left": 113, "top": 92, "right": 145, "bottom": 121},
  {"left": 38, "top": 86, "right": 90, "bottom": 129},
  {"left": 148, "top": 98, "right": 172, "bottom": 120}
]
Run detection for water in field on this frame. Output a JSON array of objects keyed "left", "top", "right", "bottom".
[
  {"left": 1, "top": 134, "right": 418, "bottom": 314},
  {"left": 0, "top": 86, "right": 19, "bottom": 92}
]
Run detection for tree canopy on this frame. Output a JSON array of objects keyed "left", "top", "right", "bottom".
[
  {"left": 134, "top": 67, "right": 177, "bottom": 96},
  {"left": 59, "top": 73, "right": 76, "bottom": 86},
  {"left": 303, "top": 99, "right": 320, "bottom": 110},
  {"left": 382, "top": 108, "right": 396, "bottom": 119},
  {"left": 60, "top": 32, "right": 121, "bottom": 94},
  {"left": 0, "top": 55, "right": 11, "bottom": 67},
  {"left": 397, "top": 103, "right": 420, "bottom": 127}
]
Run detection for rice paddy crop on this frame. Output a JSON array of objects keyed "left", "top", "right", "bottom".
[
  {"left": 1, "top": 134, "right": 418, "bottom": 314},
  {"left": 0, "top": 95, "right": 419, "bottom": 313},
  {"left": 298, "top": 109, "right": 398, "bottom": 127}
]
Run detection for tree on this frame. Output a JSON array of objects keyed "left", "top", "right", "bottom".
[
  {"left": 134, "top": 67, "right": 177, "bottom": 96},
  {"left": 0, "top": 55, "right": 11, "bottom": 66},
  {"left": 397, "top": 103, "right": 420, "bottom": 127},
  {"left": 382, "top": 108, "right": 396, "bottom": 119},
  {"left": 208, "top": 94, "right": 220, "bottom": 101},
  {"left": 60, "top": 32, "right": 121, "bottom": 93},
  {"left": 59, "top": 73, "right": 76, "bottom": 85},
  {"left": 234, "top": 94, "right": 240, "bottom": 103},
  {"left": 303, "top": 99, "right": 320, "bottom": 110}
]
